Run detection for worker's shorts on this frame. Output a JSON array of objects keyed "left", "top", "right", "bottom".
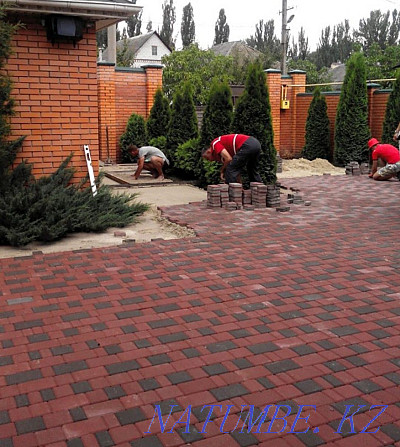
[{"left": 377, "top": 161, "right": 400, "bottom": 176}]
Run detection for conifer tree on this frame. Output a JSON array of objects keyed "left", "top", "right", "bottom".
[
  {"left": 199, "top": 79, "right": 233, "bottom": 184},
  {"left": 119, "top": 113, "right": 147, "bottom": 162},
  {"left": 181, "top": 3, "right": 195, "bottom": 48},
  {"left": 160, "top": 0, "right": 176, "bottom": 49},
  {"left": 232, "top": 62, "right": 277, "bottom": 184},
  {"left": 167, "top": 82, "right": 198, "bottom": 165},
  {"left": 334, "top": 52, "right": 370, "bottom": 165},
  {"left": 302, "top": 88, "right": 330, "bottom": 160},
  {"left": 214, "top": 9, "right": 229, "bottom": 45},
  {"left": 146, "top": 88, "right": 170, "bottom": 141},
  {"left": 0, "top": 8, "right": 148, "bottom": 247},
  {"left": 382, "top": 70, "right": 400, "bottom": 144}
]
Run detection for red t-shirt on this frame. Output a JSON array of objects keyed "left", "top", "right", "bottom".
[
  {"left": 210, "top": 134, "right": 249, "bottom": 161},
  {"left": 372, "top": 144, "right": 400, "bottom": 164}
]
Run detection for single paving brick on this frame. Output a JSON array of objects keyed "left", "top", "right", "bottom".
[
  {"left": 148, "top": 318, "right": 177, "bottom": 329},
  {"left": 105, "top": 360, "right": 140, "bottom": 375},
  {"left": 381, "top": 424, "right": 400, "bottom": 442},
  {"left": 138, "top": 378, "right": 161, "bottom": 391},
  {"left": 166, "top": 371, "right": 192, "bottom": 385},
  {"left": 105, "top": 385, "right": 126, "bottom": 400},
  {"left": 0, "top": 411, "right": 10, "bottom": 425},
  {"left": 69, "top": 407, "right": 87, "bottom": 422},
  {"left": 71, "top": 381, "right": 92, "bottom": 394},
  {"left": 291, "top": 345, "right": 316, "bottom": 356},
  {"left": 116, "top": 407, "right": 147, "bottom": 426},
  {"left": 95, "top": 430, "right": 115, "bottom": 447},
  {"left": 15, "top": 416, "right": 45, "bottom": 435},
  {"left": 207, "top": 340, "right": 237, "bottom": 353},
  {"left": 53, "top": 360, "right": 88, "bottom": 375},
  {"left": 177, "top": 425, "right": 203, "bottom": 443},
  {"left": 331, "top": 325, "right": 360, "bottom": 336},
  {"left": 40, "top": 388, "right": 56, "bottom": 401},
  {"left": 353, "top": 379, "right": 382, "bottom": 394},
  {"left": 202, "top": 363, "right": 228, "bottom": 376},
  {"left": 294, "top": 379, "right": 323, "bottom": 394},
  {"left": 265, "top": 359, "right": 300, "bottom": 374},
  {"left": 210, "top": 383, "right": 249, "bottom": 401},
  {"left": 230, "top": 431, "right": 259, "bottom": 447},
  {"left": 130, "top": 435, "right": 164, "bottom": 447},
  {"left": 6, "top": 369, "right": 43, "bottom": 385},
  {"left": 248, "top": 342, "right": 279, "bottom": 355},
  {"left": 232, "top": 358, "right": 253, "bottom": 369},
  {"left": 147, "top": 353, "right": 171, "bottom": 365}
]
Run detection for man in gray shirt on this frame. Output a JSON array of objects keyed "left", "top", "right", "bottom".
[{"left": 128, "top": 144, "right": 170, "bottom": 181}]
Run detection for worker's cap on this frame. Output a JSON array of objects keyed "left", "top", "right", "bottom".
[{"left": 368, "top": 138, "right": 379, "bottom": 149}]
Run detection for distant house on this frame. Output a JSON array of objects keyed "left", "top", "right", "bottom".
[
  {"left": 102, "top": 31, "right": 172, "bottom": 67},
  {"left": 210, "top": 41, "right": 263, "bottom": 64},
  {"left": 328, "top": 62, "right": 346, "bottom": 90}
]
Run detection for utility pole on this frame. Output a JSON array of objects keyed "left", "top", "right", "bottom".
[{"left": 281, "top": 0, "right": 288, "bottom": 75}]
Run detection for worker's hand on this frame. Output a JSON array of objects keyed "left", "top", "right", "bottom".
[
  {"left": 368, "top": 173, "right": 373, "bottom": 178},
  {"left": 220, "top": 172, "right": 225, "bottom": 181},
  {"left": 132, "top": 177, "right": 139, "bottom": 181}
]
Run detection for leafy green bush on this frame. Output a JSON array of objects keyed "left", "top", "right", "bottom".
[
  {"left": 174, "top": 138, "right": 201, "bottom": 178},
  {"left": 302, "top": 88, "right": 331, "bottom": 160},
  {"left": 149, "top": 136, "right": 167, "bottom": 152},
  {"left": 119, "top": 113, "right": 147, "bottom": 162}
]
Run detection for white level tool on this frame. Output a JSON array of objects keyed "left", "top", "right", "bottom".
[{"left": 83, "top": 144, "right": 97, "bottom": 196}]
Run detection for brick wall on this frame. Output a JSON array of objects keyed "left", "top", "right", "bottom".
[
  {"left": 97, "top": 64, "right": 162, "bottom": 163},
  {"left": 7, "top": 17, "right": 99, "bottom": 183}
]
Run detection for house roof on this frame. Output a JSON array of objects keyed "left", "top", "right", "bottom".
[
  {"left": 102, "top": 31, "right": 171, "bottom": 60},
  {"left": 2, "top": 0, "right": 142, "bottom": 30},
  {"left": 210, "top": 41, "right": 263, "bottom": 61}
]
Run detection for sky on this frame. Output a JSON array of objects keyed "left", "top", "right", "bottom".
[{"left": 129, "top": 0, "right": 398, "bottom": 51}]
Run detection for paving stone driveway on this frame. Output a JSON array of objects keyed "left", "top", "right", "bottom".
[{"left": 1, "top": 175, "right": 400, "bottom": 447}]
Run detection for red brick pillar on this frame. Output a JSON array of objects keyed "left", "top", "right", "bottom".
[
  {"left": 97, "top": 63, "right": 117, "bottom": 163},
  {"left": 265, "top": 69, "right": 282, "bottom": 153},
  {"left": 288, "top": 70, "right": 306, "bottom": 157},
  {"left": 143, "top": 64, "right": 163, "bottom": 119}
]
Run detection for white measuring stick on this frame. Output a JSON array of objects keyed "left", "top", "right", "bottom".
[{"left": 83, "top": 144, "right": 97, "bottom": 196}]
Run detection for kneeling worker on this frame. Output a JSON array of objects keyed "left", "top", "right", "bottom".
[
  {"left": 368, "top": 138, "right": 400, "bottom": 181},
  {"left": 128, "top": 144, "right": 169, "bottom": 181},
  {"left": 202, "top": 134, "right": 263, "bottom": 184}
]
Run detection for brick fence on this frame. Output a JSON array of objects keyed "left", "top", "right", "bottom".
[{"left": 6, "top": 19, "right": 391, "bottom": 181}]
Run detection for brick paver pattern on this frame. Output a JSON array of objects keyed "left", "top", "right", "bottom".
[{"left": 1, "top": 175, "right": 400, "bottom": 447}]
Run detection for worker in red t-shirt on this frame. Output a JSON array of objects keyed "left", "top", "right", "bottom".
[
  {"left": 368, "top": 138, "right": 400, "bottom": 180},
  {"left": 201, "top": 134, "right": 263, "bottom": 184}
]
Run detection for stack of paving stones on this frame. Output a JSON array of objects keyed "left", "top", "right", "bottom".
[
  {"left": 250, "top": 182, "right": 268, "bottom": 208},
  {"left": 228, "top": 183, "right": 243, "bottom": 208},
  {"left": 345, "top": 161, "right": 361, "bottom": 175},
  {"left": 206, "top": 184, "right": 222, "bottom": 208},
  {"left": 360, "top": 162, "right": 370, "bottom": 174},
  {"left": 276, "top": 154, "right": 283, "bottom": 173},
  {"left": 220, "top": 184, "right": 229, "bottom": 207},
  {"left": 266, "top": 183, "right": 281, "bottom": 208}
]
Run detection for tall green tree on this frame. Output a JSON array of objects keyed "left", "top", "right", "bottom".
[
  {"left": 232, "top": 62, "right": 277, "bottom": 184},
  {"left": 334, "top": 52, "right": 370, "bottom": 165},
  {"left": 160, "top": 0, "right": 176, "bottom": 49},
  {"left": 167, "top": 82, "right": 198, "bottom": 164},
  {"left": 146, "top": 88, "right": 170, "bottom": 141},
  {"left": 200, "top": 79, "right": 233, "bottom": 185},
  {"left": 126, "top": 11, "right": 142, "bottom": 37},
  {"left": 289, "top": 27, "right": 309, "bottom": 61},
  {"left": 214, "top": 8, "right": 229, "bottom": 45},
  {"left": 382, "top": 71, "right": 400, "bottom": 144},
  {"left": 162, "top": 45, "right": 234, "bottom": 105},
  {"left": 119, "top": 113, "right": 147, "bottom": 162},
  {"left": 181, "top": 2, "right": 195, "bottom": 48},
  {"left": 246, "top": 19, "right": 280, "bottom": 60},
  {"left": 355, "top": 9, "right": 399, "bottom": 52},
  {"left": 302, "top": 88, "right": 330, "bottom": 160}
]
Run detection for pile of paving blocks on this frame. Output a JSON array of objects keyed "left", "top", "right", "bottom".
[
  {"left": 345, "top": 161, "right": 370, "bottom": 175},
  {"left": 207, "top": 182, "right": 282, "bottom": 210},
  {"left": 277, "top": 154, "right": 283, "bottom": 173}
]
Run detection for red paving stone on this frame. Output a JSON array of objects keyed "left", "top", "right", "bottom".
[{"left": 0, "top": 175, "right": 400, "bottom": 446}]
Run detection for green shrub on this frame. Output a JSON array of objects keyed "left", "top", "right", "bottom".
[
  {"left": 119, "top": 113, "right": 147, "bottom": 162},
  {"left": 334, "top": 52, "right": 370, "bottom": 165},
  {"left": 147, "top": 88, "right": 170, "bottom": 141},
  {"left": 167, "top": 82, "right": 198, "bottom": 167},
  {"left": 149, "top": 136, "right": 167, "bottom": 152},
  {"left": 232, "top": 62, "right": 277, "bottom": 184},
  {"left": 174, "top": 138, "right": 201, "bottom": 178},
  {"left": 302, "top": 88, "right": 330, "bottom": 160},
  {"left": 382, "top": 70, "right": 400, "bottom": 144}
]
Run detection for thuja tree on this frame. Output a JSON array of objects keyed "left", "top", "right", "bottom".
[
  {"left": 146, "top": 88, "right": 170, "bottom": 141},
  {"left": 119, "top": 112, "right": 147, "bottom": 162},
  {"left": 0, "top": 9, "right": 149, "bottom": 247},
  {"left": 334, "top": 52, "right": 370, "bottom": 165},
  {"left": 199, "top": 78, "right": 233, "bottom": 185},
  {"left": 382, "top": 70, "right": 400, "bottom": 144},
  {"left": 167, "top": 81, "right": 198, "bottom": 166},
  {"left": 232, "top": 62, "right": 277, "bottom": 184},
  {"left": 302, "top": 88, "right": 331, "bottom": 160}
]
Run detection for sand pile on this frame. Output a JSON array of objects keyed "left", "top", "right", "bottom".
[{"left": 280, "top": 158, "right": 344, "bottom": 178}]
